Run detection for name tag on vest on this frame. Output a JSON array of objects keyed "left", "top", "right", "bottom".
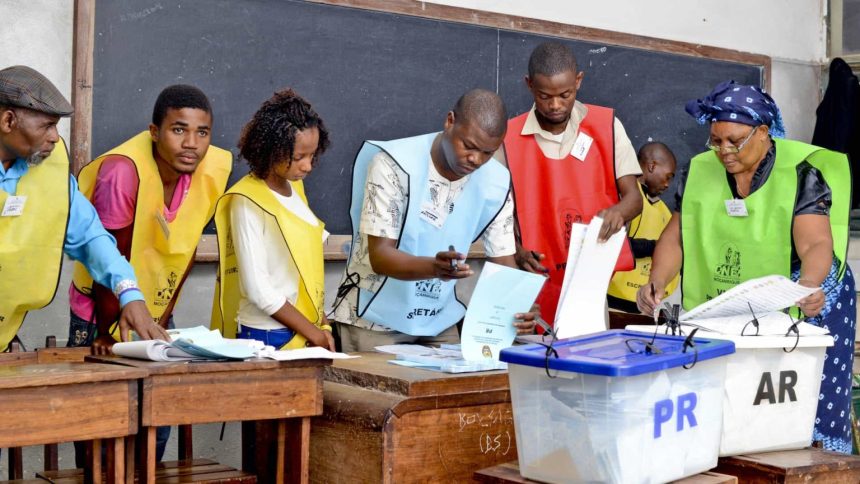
[
  {"left": 419, "top": 200, "right": 445, "bottom": 229},
  {"left": 571, "top": 132, "right": 594, "bottom": 162},
  {"left": 155, "top": 212, "right": 171, "bottom": 238},
  {"left": 1, "top": 195, "right": 27, "bottom": 216},
  {"left": 724, "top": 199, "right": 749, "bottom": 217}
]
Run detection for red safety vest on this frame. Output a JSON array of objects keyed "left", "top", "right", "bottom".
[{"left": 505, "top": 105, "right": 633, "bottom": 325}]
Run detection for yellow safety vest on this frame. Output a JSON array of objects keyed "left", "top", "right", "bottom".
[
  {"left": 607, "top": 183, "right": 680, "bottom": 302},
  {"left": 0, "top": 139, "right": 70, "bottom": 351},
  {"left": 72, "top": 131, "right": 231, "bottom": 338},
  {"left": 211, "top": 175, "right": 326, "bottom": 350}
]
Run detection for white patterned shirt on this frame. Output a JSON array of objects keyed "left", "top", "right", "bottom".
[{"left": 333, "top": 151, "right": 515, "bottom": 331}]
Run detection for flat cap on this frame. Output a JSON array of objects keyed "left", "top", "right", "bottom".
[{"left": 0, "top": 65, "right": 73, "bottom": 117}]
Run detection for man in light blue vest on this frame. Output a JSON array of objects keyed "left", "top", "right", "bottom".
[{"left": 333, "top": 89, "right": 536, "bottom": 351}]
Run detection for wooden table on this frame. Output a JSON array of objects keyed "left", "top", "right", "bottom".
[
  {"left": 310, "top": 353, "right": 516, "bottom": 483},
  {"left": 474, "top": 461, "right": 738, "bottom": 483},
  {"left": 87, "top": 356, "right": 328, "bottom": 484},
  {"left": 0, "top": 362, "right": 145, "bottom": 483},
  {"left": 714, "top": 448, "right": 860, "bottom": 483}
]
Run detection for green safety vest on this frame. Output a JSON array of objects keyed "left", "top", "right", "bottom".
[{"left": 681, "top": 138, "right": 849, "bottom": 310}]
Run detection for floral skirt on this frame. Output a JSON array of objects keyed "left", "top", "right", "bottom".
[{"left": 794, "top": 262, "right": 856, "bottom": 453}]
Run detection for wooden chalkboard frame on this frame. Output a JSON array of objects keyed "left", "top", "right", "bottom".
[{"left": 70, "top": 0, "right": 771, "bottom": 261}]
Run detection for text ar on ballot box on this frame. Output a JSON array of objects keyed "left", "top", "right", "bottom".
[
  {"left": 499, "top": 330, "right": 735, "bottom": 484},
  {"left": 628, "top": 324, "right": 832, "bottom": 456}
]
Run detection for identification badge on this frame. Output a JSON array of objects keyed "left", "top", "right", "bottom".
[
  {"left": 1, "top": 195, "right": 27, "bottom": 216},
  {"left": 725, "top": 199, "right": 748, "bottom": 217},
  {"left": 155, "top": 212, "right": 171, "bottom": 239},
  {"left": 419, "top": 200, "right": 445, "bottom": 229},
  {"left": 570, "top": 132, "right": 594, "bottom": 161}
]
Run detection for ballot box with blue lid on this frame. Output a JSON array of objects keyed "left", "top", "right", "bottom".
[{"left": 499, "top": 330, "right": 735, "bottom": 484}]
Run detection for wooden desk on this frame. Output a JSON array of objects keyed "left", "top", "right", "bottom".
[
  {"left": 87, "top": 355, "right": 327, "bottom": 484},
  {"left": 0, "top": 362, "right": 145, "bottom": 484},
  {"left": 474, "top": 461, "right": 738, "bottom": 483},
  {"left": 714, "top": 448, "right": 860, "bottom": 483},
  {"left": 310, "top": 353, "right": 515, "bottom": 483}
]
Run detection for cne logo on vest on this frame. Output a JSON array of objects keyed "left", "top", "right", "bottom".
[
  {"left": 713, "top": 243, "right": 742, "bottom": 285},
  {"left": 415, "top": 279, "right": 443, "bottom": 300},
  {"left": 561, "top": 208, "right": 584, "bottom": 248},
  {"left": 155, "top": 268, "right": 180, "bottom": 307}
]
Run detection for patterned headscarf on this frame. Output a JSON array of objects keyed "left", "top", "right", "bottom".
[{"left": 685, "top": 80, "right": 786, "bottom": 138}]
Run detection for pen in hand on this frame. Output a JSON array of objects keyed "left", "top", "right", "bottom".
[
  {"left": 449, "top": 245, "right": 458, "bottom": 270},
  {"left": 651, "top": 283, "right": 660, "bottom": 323}
]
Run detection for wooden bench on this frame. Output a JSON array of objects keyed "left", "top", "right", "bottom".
[
  {"left": 473, "top": 461, "right": 738, "bottom": 483},
  {"left": 714, "top": 448, "right": 860, "bottom": 483},
  {"left": 37, "top": 459, "right": 255, "bottom": 483},
  {"left": 310, "top": 352, "right": 516, "bottom": 483}
]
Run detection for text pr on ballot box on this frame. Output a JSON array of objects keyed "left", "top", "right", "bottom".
[{"left": 500, "top": 330, "right": 734, "bottom": 484}]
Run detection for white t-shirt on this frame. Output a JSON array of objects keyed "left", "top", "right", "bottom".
[
  {"left": 333, "top": 151, "right": 516, "bottom": 331},
  {"left": 230, "top": 189, "right": 328, "bottom": 330}
]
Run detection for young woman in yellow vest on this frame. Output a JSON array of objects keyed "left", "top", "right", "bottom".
[
  {"left": 608, "top": 142, "right": 680, "bottom": 313},
  {"left": 637, "top": 81, "right": 853, "bottom": 453},
  {"left": 211, "top": 89, "right": 334, "bottom": 351}
]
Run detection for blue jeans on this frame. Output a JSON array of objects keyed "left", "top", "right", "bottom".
[{"left": 238, "top": 324, "right": 296, "bottom": 349}]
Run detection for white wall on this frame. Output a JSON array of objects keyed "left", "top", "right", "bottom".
[
  {"left": 425, "top": 0, "right": 829, "bottom": 141},
  {"left": 0, "top": 0, "right": 73, "bottom": 140}
]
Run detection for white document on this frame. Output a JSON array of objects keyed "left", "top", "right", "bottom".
[
  {"left": 111, "top": 340, "right": 198, "bottom": 361},
  {"left": 259, "top": 347, "right": 357, "bottom": 361},
  {"left": 113, "top": 325, "right": 260, "bottom": 361},
  {"left": 680, "top": 275, "right": 818, "bottom": 321},
  {"left": 374, "top": 344, "right": 506, "bottom": 373},
  {"left": 460, "top": 262, "right": 546, "bottom": 362},
  {"left": 554, "top": 217, "right": 626, "bottom": 339}
]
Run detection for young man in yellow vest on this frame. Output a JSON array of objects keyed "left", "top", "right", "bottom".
[
  {"left": 69, "top": 85, "right": 231, "bottom": 356},
  {"left": 68, "top": 85, "right": 230, "bottom": 463},
  {"left": 0, "top": 65, "right": 167, "bottom": 351},
  {"left": 607, "top": 142, "right": 679, "bottom": 313}
]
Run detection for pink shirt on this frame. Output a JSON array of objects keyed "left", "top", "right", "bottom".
[{"left": 69, "top": 156, "right": 192, "bottom": 320}]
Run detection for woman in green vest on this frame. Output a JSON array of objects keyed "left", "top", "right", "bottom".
[{"left": 637, "top": 81, "right": 854, "bottom": 453}]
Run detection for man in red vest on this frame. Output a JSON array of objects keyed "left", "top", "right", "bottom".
[{"left": 500, "top": 42, "right": 643, "bottom": 326}]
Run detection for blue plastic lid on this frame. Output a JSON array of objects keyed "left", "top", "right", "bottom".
[{"left": 499, "top": 330, "right": 735, "bottom": 377}]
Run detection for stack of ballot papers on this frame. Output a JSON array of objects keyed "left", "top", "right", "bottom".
[
  {"left": 668, "top": 274, "right": 826, "bottom": 336},
  {"left": 112, "top": 326, "right": 355, "bottom": 361},
  {"left": 554, "top": 217, "right": 627, "bottom": 339},
  {"left": 375, "top": 344, "right": 507, "bottom": 373}
]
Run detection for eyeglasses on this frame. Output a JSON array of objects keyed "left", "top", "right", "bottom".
[{"left": 705, "top": 128, "right": 756, "bottom": 154}]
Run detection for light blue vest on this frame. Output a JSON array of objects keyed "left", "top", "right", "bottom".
[{"left": 348, "top": 132, "right": 511, "bottom": 336}]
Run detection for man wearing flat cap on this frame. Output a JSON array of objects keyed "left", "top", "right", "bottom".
[{"left": 0, "top": 65, "right": 169, "bottom": 350}]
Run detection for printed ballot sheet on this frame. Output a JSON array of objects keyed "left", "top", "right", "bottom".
[
  {"left": 460, "top": 262, "right": 546, "bottom": 361},
  {"left": 680, "top": 275, "right": 818, "bottom": 321},
  {"left": 554, "top": 217, "right": 626, "bottom": 339}
]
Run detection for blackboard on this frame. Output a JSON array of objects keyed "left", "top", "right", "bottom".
[{"left": 91, "top": 0, "right": 763, "bottom": 235}]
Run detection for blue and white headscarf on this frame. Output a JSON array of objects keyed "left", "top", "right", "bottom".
[{"left": 685, "top": 80, "right": 786, "bottom": 138}]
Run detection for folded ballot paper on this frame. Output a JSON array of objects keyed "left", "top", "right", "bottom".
[{"left": 112, "top": 326, "right": 355, "bottom": 361}]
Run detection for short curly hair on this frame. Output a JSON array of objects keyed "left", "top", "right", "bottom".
[{"left": 238, "top": 89, "right": 330, "bottom": 179}]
